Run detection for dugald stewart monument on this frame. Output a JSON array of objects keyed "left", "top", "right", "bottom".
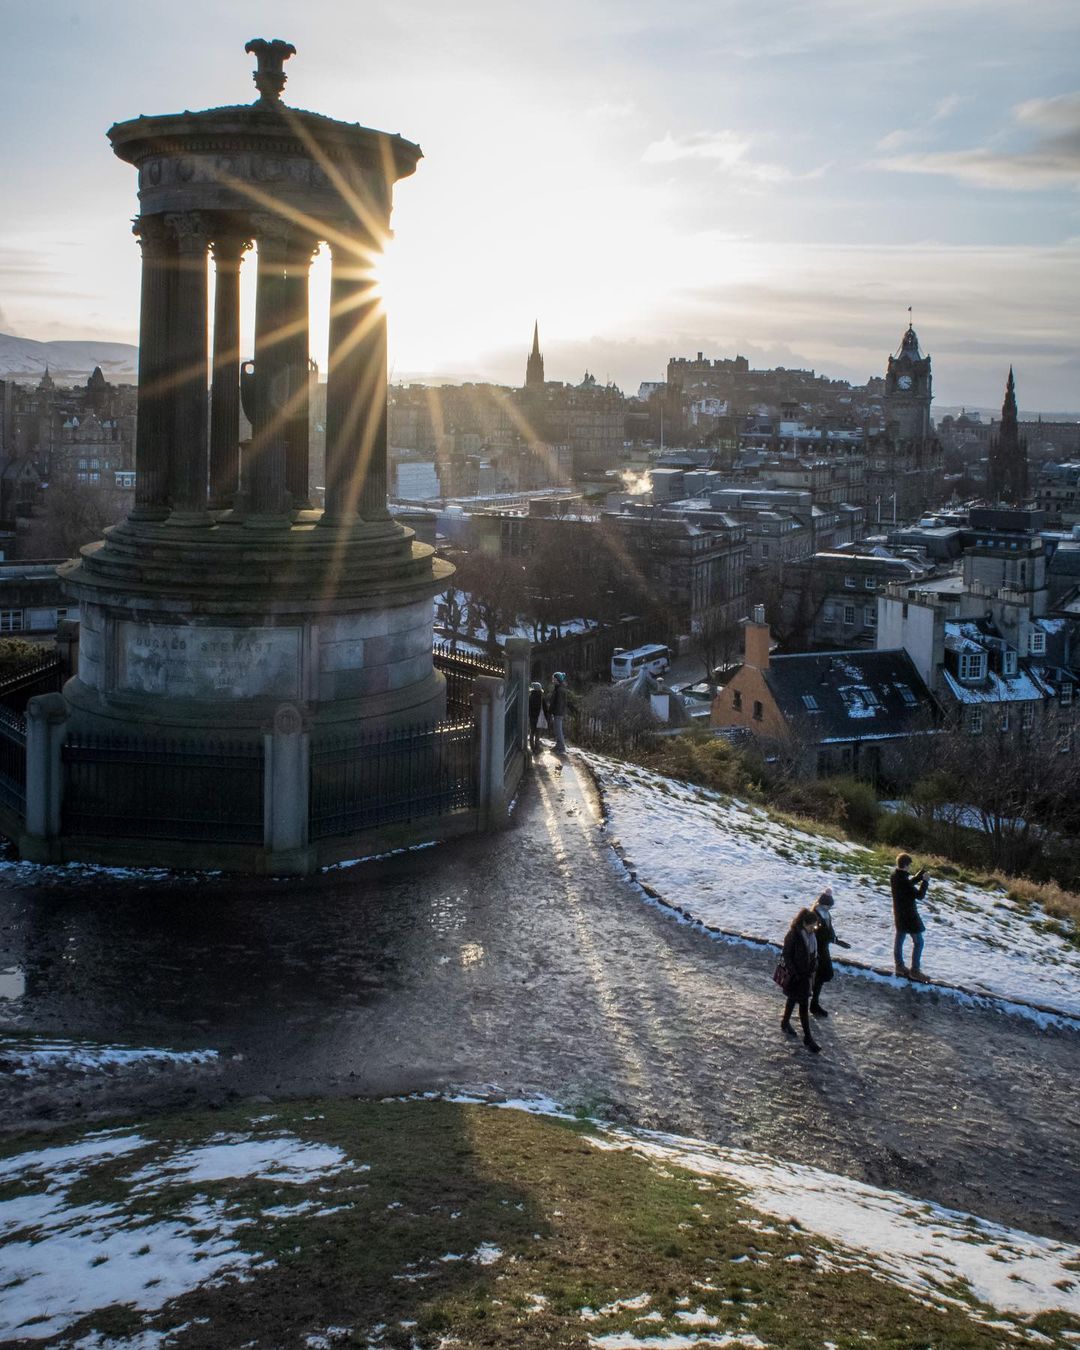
[{"left": 2, "top": 40, "right": 528, "bottom": 873}]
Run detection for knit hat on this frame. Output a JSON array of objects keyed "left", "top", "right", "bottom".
[
  {"left": 554, "top": 671, "right": 566, "bottom": 683},
  {"left": 815, "top": 886, "right": 835, "bottom": 907}
]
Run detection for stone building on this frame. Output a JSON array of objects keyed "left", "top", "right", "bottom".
[{"left": 865, "top": 325, "right": 945, "bottom": 521}]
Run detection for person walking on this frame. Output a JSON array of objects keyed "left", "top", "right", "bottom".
[
  {"left": 809, "top": 886, "right": 850, "bottom": 1018},
  {"left": 779, "top": 907, "right": 822, "bottom": 1053},
  {"left": 890, "top": 852, "right": 929, "bottom": 980},
  {"left": 528, "top": 681, "right": 545, "bottom": 755},
  {"left": 549, "top": 671, "right": 568, "bottom": 754}
]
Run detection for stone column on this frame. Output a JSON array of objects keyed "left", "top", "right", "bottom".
[
  {"left": 130, "top": 215, "right": 175, "bottom": 522},
  {"left": 321, "top": 235, "right": 389, "bottom": 526},
  {"left": 282, "top": 237, "right": 316, "bottom": 510},
  {"left": 245, "top": 218, "right": 293, "bottom": 521},
  {"left": 208, "top": 226, "right": 248, "bottom": 510},
  {"left": 165, "top": 212, "right": 212, "bottom": 525}
]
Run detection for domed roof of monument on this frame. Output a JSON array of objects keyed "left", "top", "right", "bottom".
[{"left": 107, "top": 38, "right": 422, "bottom": 181}]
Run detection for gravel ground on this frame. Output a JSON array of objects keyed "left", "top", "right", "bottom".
[{"left": 1, "top": 752, "right": 1078, "bottom": 1242}]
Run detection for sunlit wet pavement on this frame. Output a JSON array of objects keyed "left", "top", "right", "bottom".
[{"left": 1, "top": 752, "right": 1078, "bottom": 1242}]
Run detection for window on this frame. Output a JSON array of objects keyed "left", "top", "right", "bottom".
[
  {"left": 760, "top": 543, "right": 770, "bottom": 558},
  {"left": 822, "top": 602, "right": 835, "bottom": 620},
  {"left": 732, "top": 689, "right": 742, "bottom": 711},
  {"left": 999, "top": 709, "right": 1010, "bottom": 732},
  {"left": 958, "top": 651, "right": 986, "bottom": 681},
  {"left": 864, "top": 576, "right": 877, "bottom": 590},
  {"left": 897, "top": 684, "right": 918, "bottom": 708},
  {"left": 1021, "top": 704, "right": 1035, "bottom": 730},
  {"left": 1061, "top": 684, "right": 1073, "bottom": 707},
  {"left": 1029, "top": 632, "right": 1046, "bottom": 655},
  {"left": 1002, "top": 651, "right": 1017, "bottom": 676},
  {"left": 843, "top": 605, "right": 856, "bottom": 625},
  {"left": 902, "top": 602, "right": 909, "bottom": 619},
  {"left": 77, "top": 458, "right": 87, "bottom": 469},
  {"left": 864, "top": 606, "right": 877, "bottom": 627},
  {"left": 801, "top": 694, "right": 820, "bottom": 711},
  {"left": 967, "top": 708, "right": 983, "bottom": 734},
  {"left": 844, "top": 575, "right": 857, "bottom": 589},
  {"left": 0, "top": 610, "right": 23, "bottom": 633},
  {"left": 90, "top": 472, "right": 100, "bottom": 483},
  {"left": 752, "top": 700, "right": 764, "bottom": 721},
  {"left": 90, "top": 458, "right": 99, "bottom": 469}
]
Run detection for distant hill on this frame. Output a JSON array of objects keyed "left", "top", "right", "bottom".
[{"left": 0, "top": 333, "right": 138, "bottom": 384}]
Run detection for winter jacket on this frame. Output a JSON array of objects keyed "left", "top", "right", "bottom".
[
  {"left": 550, "top": 683, "right": 568, "bottom": 718},
  {"left": 528, "top": 687, "right": 544, "bottom": 722},
  {"left": 890, "top": 867, "right": 928, "bottom": 935},
  {"left": 812, "top": 907, "right": 850, "bottom": 986},
  {"left": 781, "top": 925, "right": 817, "bottom": 1002}
]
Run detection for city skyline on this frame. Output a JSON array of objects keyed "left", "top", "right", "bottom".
[{"left": 1, "top": 0, "right": 1077, "bottom": 409}]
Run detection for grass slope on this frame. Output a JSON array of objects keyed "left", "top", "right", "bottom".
[{"left": 2, "top": 1099, "right": 1078, "bottom": 1348}]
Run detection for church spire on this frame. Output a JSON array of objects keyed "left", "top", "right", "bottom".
[
  {"left": 989, "top": 366, "right": 1027, "bottom": 505},
  {"left": 525, "top": 319, "right": 545, "bottom": 391}
]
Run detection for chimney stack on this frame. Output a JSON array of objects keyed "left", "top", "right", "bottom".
[{"left": 744, "top": 607, "right": 771, "bottom": 670}]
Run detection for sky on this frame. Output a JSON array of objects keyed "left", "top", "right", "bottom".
[{"left": 1, "top": 0, "right": 1078, "bottom": 411}]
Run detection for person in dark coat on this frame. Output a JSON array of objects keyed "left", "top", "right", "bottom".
[
  {"left": 890, "top": 852, "right": 929, "bottom": 980},
  {"left": 528, "top": 681, "right": 545, "bottom": 755},
  {"left": 780, "top": 907, "right": 822, "bottom": 1053},
  {"left": 548, "top": 671, "right": 568, "bottom": 753},
  {"left": 810, "top": 886, "right": 851, "bottom": 1017}
]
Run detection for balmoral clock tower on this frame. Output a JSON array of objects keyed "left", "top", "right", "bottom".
[{"left": 883, "top": 323, "right": 932, "bottom": 443}]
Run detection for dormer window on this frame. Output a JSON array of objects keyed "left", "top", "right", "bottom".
[
  {"left": 958, "top": 651, "right": 986, "bottom": 681},
  {"left": 1029, "top": 632, "right": 1046, "bottom": 655},
  {"left": 1002, "top": 651, "right": 1017, "bottom": 677}
]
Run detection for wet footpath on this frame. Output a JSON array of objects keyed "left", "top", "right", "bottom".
[{"left": 1, "top": 754, "right": 1078, "bottom": 1243}]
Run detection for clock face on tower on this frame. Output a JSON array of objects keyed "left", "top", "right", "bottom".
[{"left": 897, "top": 374, "right": 913, "bottom": 391}]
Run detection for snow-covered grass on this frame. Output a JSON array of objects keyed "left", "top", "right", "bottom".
[
  {"left": 0, "top": 1097, "right": 1076, "bottom": 1346},
  {"left": 0, "top": 1036, "right": 219, "bottom": 1077},
  {"left": 580, "top": 750, "right": 1080, "bottom": 1022}
]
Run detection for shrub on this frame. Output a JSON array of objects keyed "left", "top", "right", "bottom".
[
  {"left": 828, "top": 776, "right": 881, "bottom": 837},
  {"left": 0, "top": 638, "right": 49, "bottom": 681}
]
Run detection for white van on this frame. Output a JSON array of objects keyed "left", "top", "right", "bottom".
[{"left": 611, "top": 644, "right": 671, "bottom": 682}]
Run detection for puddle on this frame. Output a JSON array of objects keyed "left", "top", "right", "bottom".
[{"left": 0, "top": 967, "right": 26, "bottom": 1000}]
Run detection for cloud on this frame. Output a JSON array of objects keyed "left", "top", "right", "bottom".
[
  {"left": 642, "top": 130, "right": 825, "bottom": 184},
  {"left": 876, "top": 94, "right": 966, "bottom": 151},
  {"left": 876, "top": 90, "right": 1080, "bottom": 189}
]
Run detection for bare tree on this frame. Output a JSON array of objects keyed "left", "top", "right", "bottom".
[{"left": 20, "top": 477, "right": 129, "bottom": 561}]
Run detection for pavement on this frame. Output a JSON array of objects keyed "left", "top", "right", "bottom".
[{"left": 1, "top": 751, "right": 1078, "bottom": 1244}]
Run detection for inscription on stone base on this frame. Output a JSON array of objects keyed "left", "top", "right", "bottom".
[{"left": 117, "top": 622, "right": 301, "bottom": 700}]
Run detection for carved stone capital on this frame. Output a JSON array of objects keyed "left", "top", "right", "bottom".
[
  {"left": 165, "top": 211, "right": 210, "bottom": 255},
  {"left": 132, "top": 214, "right": 173, "bottom": 256}
]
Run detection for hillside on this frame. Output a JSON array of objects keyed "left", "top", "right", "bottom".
[{"left": 0, "top": 332, "right": 137, "bottom": 384}]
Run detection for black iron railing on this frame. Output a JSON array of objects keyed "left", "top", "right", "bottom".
[
  {"left": 62, "top": 735, "right": 264, "bottom": 843},
  {"left": 0, "top": 706, "right": 27, "bottom": 817},
  {"left": 433, "top": 642, "right": 503, "bottom": 719},
  {"left": 0, "top": 658, "right": 63, "bottom": 714},
  {"left": 309, "top": 718, "right": 478, "bottom": 841}
]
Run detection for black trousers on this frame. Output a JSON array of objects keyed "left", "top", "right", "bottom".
[{"left": 782, "top": 994, "right": 810, "bottom": 1037}]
